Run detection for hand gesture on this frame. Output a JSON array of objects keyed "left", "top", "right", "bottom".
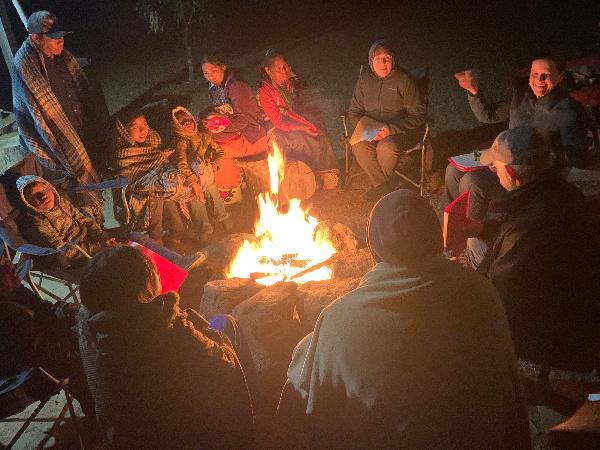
[
  {"left": 104, "top": 237, "right": 119, "bottom": 247},
  {"left": 454, "top": 69, "right": 479, "bottom": 95},
  {"left": 192, "top": 182, "right": 206, "bottom": 202}
]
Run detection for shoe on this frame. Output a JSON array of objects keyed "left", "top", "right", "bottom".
[
  {"left": 198, "top": 228, "right": 213, "bottom": 243},
  {"left": 364, "top": 181, "right": 393, "bottom": 202},
  {"left": 220, "top": 216, "right": 234, "bottom": 231},
  {"left": 173, "top": 252, "right": 207, "bottom": 272}
]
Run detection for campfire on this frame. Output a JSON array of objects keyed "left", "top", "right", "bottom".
[{"left": 226, "top": 144, "right": 337, "bottom": 285}]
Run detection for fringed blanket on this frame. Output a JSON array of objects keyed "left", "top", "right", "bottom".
[{"left": 115, "top": 120, "right": 192, "bottom": 228}]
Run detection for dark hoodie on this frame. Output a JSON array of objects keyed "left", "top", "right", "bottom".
[
  {"left": 349, "top": 40, "right": 426, "bottom": 136},
  {"left": 78, "top": 292, "right": 254, "bottom": 449},
  {"left": 14, "top": 175, "right": 108, "bottom": 267}
]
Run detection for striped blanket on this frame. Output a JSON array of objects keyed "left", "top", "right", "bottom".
[
  {"left": 115, "top": 120, "right": 192, "bottom": 228},
  {"left": 12, "top": 38, "right": 104, "bottom": 221}
]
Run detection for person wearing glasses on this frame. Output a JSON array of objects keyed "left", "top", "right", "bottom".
[
  {"left": 348, "top": 40, "right": 426, "bottom": 202},
  {"left": 12, "top": 11, "right": 112, "bottom": 223}
]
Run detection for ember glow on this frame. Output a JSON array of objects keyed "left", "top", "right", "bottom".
[{"left": 226, "top": 143, "right": 336, "bottom": 285}]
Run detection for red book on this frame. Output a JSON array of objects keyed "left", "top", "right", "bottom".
[
  {"left": 443, "top": 191, "right": 470, "bottom": 256},
  {"left": 128, "top": 242, "right": 188, "bottom": 294}
]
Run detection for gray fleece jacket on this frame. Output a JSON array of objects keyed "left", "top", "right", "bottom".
[{"left": 349, "top": 41, "right": 426, "bottom": 136}]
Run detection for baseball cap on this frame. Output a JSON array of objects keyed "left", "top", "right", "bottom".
[
  {"left": 27, "top": 11, "right": 72, "bottom": 39},
  {"left": 480, "top": 126, "right": 550, "bottom": 166}
]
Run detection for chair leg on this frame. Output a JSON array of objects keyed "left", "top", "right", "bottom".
[
  {"left": 6, "top": 397, "right": 51, "bottom": 449},
  {"left": 64, "top": 387, "right": 85, "bottom": 450},
  {"left": 534, "top": 365, "right": 552, "bottom": 403}
]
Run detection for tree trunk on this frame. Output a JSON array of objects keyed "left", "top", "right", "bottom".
[{"left": 183, "top": 20, "right": 194, "bottom": 84}]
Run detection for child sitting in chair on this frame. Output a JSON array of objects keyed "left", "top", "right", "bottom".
[
  {"left": 15, "top": 176, "right": 119, "bottom": 267},
  {"left": 171, "top": 106, "right": 233, "bottom": 242}
]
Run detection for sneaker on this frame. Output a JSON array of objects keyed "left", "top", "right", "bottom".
[{"left": 173, "top": 252, "right": 207, "bottom": 272}]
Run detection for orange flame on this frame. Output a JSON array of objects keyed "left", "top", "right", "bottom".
[{"left": 226, "top": 143, "right": 336, "bottom": 285}]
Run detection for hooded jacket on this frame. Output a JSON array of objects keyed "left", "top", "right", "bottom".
[
  {"left": 78, "top": 292, "right": 253, "bottom": 449},
  {"left": 170, "top": 106, "right": 219, "bottom": 187},
  {"left": 348, "top": 40, "right": 426, "bottom": 136},
  {"left": 15, "top": 175, "right": 107, "bottom": 266}
]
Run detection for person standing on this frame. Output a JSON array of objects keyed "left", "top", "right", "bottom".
[{"left": 12, "top": 11, "right": 111, "bottom": 221}]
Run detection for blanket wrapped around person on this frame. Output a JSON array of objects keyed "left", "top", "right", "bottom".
[{"left": 114, "top": 119, "right": 192, "bottom": 229}]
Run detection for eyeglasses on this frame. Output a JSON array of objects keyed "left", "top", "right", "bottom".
[
  {"left": 30, "top": 186, "right": 51, "bottom": 201},
  {"left": 373, "top": 56, "right": 392, "bottom": 64}
]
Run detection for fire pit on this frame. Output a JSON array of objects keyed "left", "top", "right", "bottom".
[
  {"left": 227, "top": 143, "right": 339, "bottom": 285},
  {"left": 197, "top": 144, "right": 373, "bottom": 377}
]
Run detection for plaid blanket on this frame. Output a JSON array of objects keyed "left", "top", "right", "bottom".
[
  {"left": 12, "top": 38, "right": 105, "bottom": 222},
  {"left": 115, "top": 120, "right": 192, "bottom": 227},
  {"left": 12, "top": 38, "right": 100, "bottom": 185}
]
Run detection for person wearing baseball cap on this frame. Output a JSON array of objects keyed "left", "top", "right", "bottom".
[
  {"left": 12, "top": 10, "right": 111, "bottom": 223},
  {"left": 440, "top": 55, "right": 591, "bottom": 223},
  {"left": 468, "top": 125, "right": 600, "bottom": 370}
]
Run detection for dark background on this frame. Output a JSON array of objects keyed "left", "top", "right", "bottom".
[{"left": 1, "top": 0, "right": 599, "bottom": 112}]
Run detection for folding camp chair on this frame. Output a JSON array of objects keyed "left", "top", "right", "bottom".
[
  {"left": 341, "top": 66, "right": 433, "bottom": 195},
  {"left": 0, "top": 301, "right": 84, "bottom": 450},
  {"left": 0, "top": 154, "right": 129, "bottom": 303}
]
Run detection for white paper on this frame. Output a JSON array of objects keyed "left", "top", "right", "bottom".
[{"left": 349, "top": 116, "right": 385, "bottom": 145}]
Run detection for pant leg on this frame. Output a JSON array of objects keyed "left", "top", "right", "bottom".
[
  {"left": 466, "top": 237, "right": 488, "bottom": 271},
  {"left": 352, "top": 139, "right": 385, "bottom": 187},
  {"left": 163, "top": 200, "right": 184, "bottom": 241},
  {"left": 147, "top": 198, "right": 164, "bottom": 241},
  {"left": 188, "top": 199, "right": 213, "bottom": 235},
  {"left": 439, "top": 164, "right": 466, "bottom": 223},
  {"left": 458, "top": 169, "right": 507, "bottom": 220},
  {"left": 205, "top": 183, "right": 230, "bottom": 222},
  {"left": 208, "top": 314, "right": 260, "bottom": 408},
  {"left": 375, "top": 136, "right": 401, "bottom": 178}
]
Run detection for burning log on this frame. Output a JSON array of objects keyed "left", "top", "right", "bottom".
[{"left": 288, "top": 254, "right": 340, "bottom": 281}]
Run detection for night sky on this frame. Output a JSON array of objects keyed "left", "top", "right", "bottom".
[{"left": 1, "top": 0, "right": 599, "bottom": 112}]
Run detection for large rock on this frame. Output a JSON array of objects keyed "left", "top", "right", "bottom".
[
  {"left": 299, "top": 278, "right": 362, "bottom": 326},
  {"left": 313, "top": 220, "right": 358, "bottom": 253},
  {"left": 332, "top": 248, "right": 373, "bottom": 279},
  {"left": 231, "top": 281, "right": 311, "bottom": 376},
  {"left": 199, "top": 277, "right": 264, "bottom": 319}
]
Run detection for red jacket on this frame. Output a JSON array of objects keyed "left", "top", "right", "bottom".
[{"left": 258, "top": 79, "right": 317, "bottom": 133}]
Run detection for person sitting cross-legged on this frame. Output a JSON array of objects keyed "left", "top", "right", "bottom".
[
  {"left": 465, "top": 126, "right": 600, "bottom": 368},
  {"left": 277, "top": 189, "right": 531, "bottom": 449}
]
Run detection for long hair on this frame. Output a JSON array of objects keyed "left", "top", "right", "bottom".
[
  {"left": 260, "top": 48, "right": 284, "bottom": 80},
  {"left": 80, "top": 246, "right": 159, "bottom": 315}
]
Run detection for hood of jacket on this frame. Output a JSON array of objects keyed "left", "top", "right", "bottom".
[
  {"left": 171, "top": 106, "right": 204, "bottom": 151},
  {"left": 16, "top": 175, "right": 61, "bottom": 214},
  {"left": 367, "top": 189, "right": 442, "bottom": 267},
  {"left": 171, "top": 106, "right": 199, "bottom": 138},
  {"left": 368, "top": 39, "right": 397, "bottom": 76}
]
